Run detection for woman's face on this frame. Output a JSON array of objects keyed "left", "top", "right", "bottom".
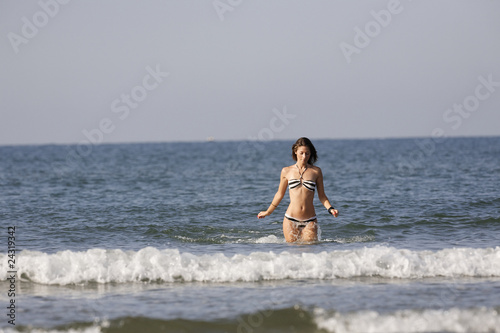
[{"left": 295, "top": 146, "right": 310, "bottom": 164}]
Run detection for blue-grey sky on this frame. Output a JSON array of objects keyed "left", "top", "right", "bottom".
[{"left": 1, "top": 0, "right": 499, "bottom": 146}]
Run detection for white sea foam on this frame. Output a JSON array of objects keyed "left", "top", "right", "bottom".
[
  {"left": 328, "top": 235, "right": 376, "bottom": 243},
  {"left": 314, "top": 307, "right": 500, "bottom": 333},
  {"left": 254, "top": 235, "right": 284, "bottom": 243},
  {"left": 1, "top": 246, "right": 499, "bottom": 285}
]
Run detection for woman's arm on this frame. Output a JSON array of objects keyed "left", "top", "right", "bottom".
[
  {"left": 316, "top": 167, "right": 339, "bottom": 217},
  {"left": 257, "top": 168, "right": 288, "bottom": 219}
]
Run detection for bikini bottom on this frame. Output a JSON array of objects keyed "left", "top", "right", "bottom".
[{"left": 285, "top": 214, "right": 317, "bottom": 228}]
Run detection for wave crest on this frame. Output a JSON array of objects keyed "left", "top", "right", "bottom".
[{"left": 1, "top": 246, "right": 499, "bottom": 285}]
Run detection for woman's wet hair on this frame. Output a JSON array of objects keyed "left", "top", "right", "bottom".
[{"left": 292, "top": 137, "right": 318, "bottom": 165}]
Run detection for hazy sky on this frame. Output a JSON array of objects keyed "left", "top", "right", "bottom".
[{"left": 1, "top": 0, "right": 499, "bottom": 146}]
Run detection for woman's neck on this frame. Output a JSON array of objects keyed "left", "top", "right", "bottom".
[{"left": 296, "top": 162, "right": 307, "bottom": 169}]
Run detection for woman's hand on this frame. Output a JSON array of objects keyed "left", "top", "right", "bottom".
[
  {"left": 331, "top": 209, "right": 339, "bottom": 218},
  {"left": 257, "top": 211, "right": 270, "bottom": 219}
]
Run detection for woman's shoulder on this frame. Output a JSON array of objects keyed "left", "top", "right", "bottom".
[
  {"left": 308, "top": 164, "right": 322, "bottom": 172},
  {"left": 281, "top": 164, "right": 300, "bottom": 177}
]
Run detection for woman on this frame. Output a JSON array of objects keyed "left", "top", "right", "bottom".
[{"left": 257, "top": 137, "right": 339, "bottom": 242}]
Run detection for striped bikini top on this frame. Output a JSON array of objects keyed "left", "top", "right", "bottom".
[{"left": 288, "top": 165, "right": 316, "bottom": 192}]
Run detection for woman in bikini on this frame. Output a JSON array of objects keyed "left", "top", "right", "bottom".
[{"left": 257, "top": 137, "right": 339, "bottom": 242}]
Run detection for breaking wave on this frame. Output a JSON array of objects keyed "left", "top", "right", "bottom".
[{"left": 1, "top": 245, "right": 499, "bottom": 285}]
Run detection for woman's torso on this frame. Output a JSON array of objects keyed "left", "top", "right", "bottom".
[{"left": 284, "top": 164, "right": 319, "bottom": 219}]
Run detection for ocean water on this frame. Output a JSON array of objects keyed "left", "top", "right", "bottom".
[{"left": 1, "top": 137, "right": 499, "bottom": 333}]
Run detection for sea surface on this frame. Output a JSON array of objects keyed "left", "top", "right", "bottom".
[{"left": 1, "top": 137, "right": 500, "bottom": 333}]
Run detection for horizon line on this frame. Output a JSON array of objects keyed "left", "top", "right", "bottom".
[{"left": 1, "top": 134, "right": 499, "bottom": 148}]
